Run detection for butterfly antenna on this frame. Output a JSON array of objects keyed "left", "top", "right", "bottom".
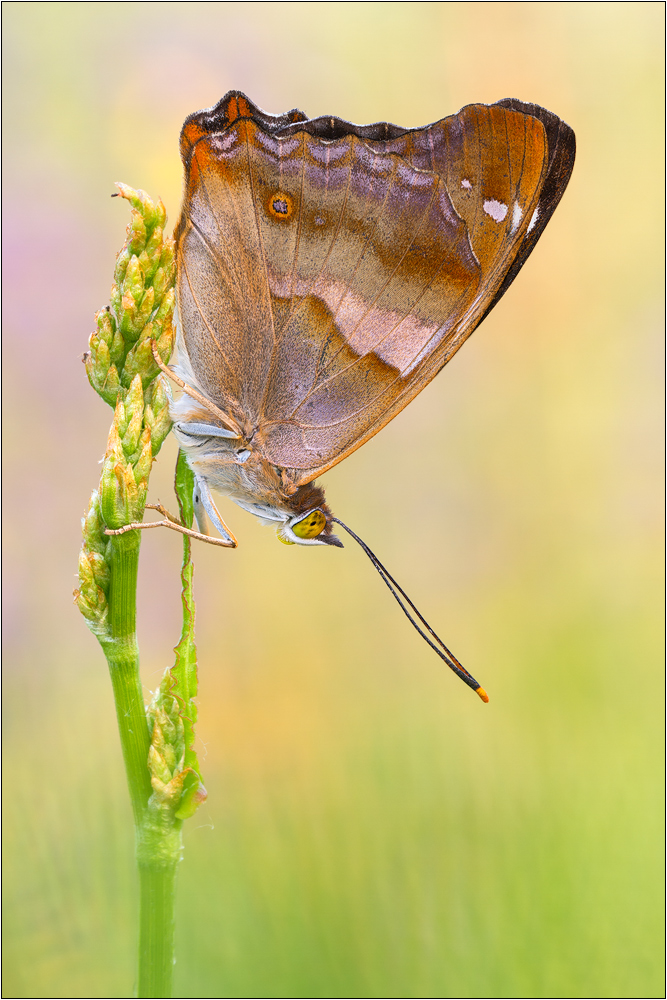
[{"left": 331, "top": 518, "right": 489, "bottom": 703}]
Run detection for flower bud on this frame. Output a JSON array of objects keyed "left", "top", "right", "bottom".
[
  {"left": 82, "top": 492, "right": 108, "bottom": 555},
  {"left": 85, "top": 334, "right": 110, "bottom": 385},
  {"left": 100, "top": 420, "right": 142, "bottom": 527},
  {"left": 87, "top": 549, "right": 111, "bottom": 594},
  {"left": 151, "top": 266, "right": 167, "bottom": 303},
  {"left": 101, "top": 366, "right": 122, "bottom": 406},
  {"left": 144, "top": 378, "right": 172, "bottom": 456},
  {"left": 159, "top": 241, "right": 175, "bottom": 282},
  {"left": 124, "top": 374, "right": 145, "bottom": 427},
  {"left": 75, "top": 547, "right": 109, "bottom": 631},
  {"left": 148, "top": 743, "right": 175, "bottom": 788},
  {"left": 132, "top": 429, "right": 153, "bottom": 487},
  {"left": 110, "top": 325, "right": 125, "bottom": 370},
  {"left": 121, "top": 401, "right": 143, "bottom": 460},
  {"left": 113, "top": 247, "right": 131, "bottom": 288},
  {"left": 110, "top": 280, "right": 122, "bottom": 317},
  {"left": 154, "top": 198, "right": 167, "bottom": 232},
  {"left": 122, "top": 333, "right": 155, "bottom": 388},
  {"left": 137, "top": 285, "right": 155, "bottom": 326},
  {"left": 154, "top": 287, "right": 175, "bottom": 331},
  {"left": 140, "top": 225, "right": 164, "bottom": 282},
  {"left": 115, "top": 183, "right": 158, "bottom": 231},
  {"left": 127, "top": 209, "right": 147, "bottom": 255},
  {"left": 174, "top": 775, "right": 208, "bottom": 820},
  {"left": 154, "top": 333, "right": 175, "bottom": 373},
  {"left": 78, "top": 547, "right": 95, "bottom": 591},
  {"left": 96, "top": 307, "right": 115, "bottom": 346},
  {"left": 126, "top": 252, "right": 144, "bottom": 291}
]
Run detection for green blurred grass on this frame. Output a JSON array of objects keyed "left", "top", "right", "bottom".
[{"left": 3, "top": 2, "right": 664, "bottom": 997}]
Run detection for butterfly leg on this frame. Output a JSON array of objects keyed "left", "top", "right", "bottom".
[
  {"left": 103, "top": 503, "right": 237, "bottom": 548},
  {"left": 192, "top": 475, "right": 238, "bottom": 546},
  {"left": 104, "top": 485, "right": 238, "bottom": 548},
  {"left": 174, "top": 421, "right": 239, "bottom": 441}
]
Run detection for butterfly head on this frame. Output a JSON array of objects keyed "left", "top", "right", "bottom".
[
  {"left": 269, "top": 480, "right": 342, "bottom": 547},
  {"left": 277, "top": 505, "right": 343, "bottom": 547}
]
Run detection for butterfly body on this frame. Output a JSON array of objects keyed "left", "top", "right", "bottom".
[
  {"left": 170, "top": 92, "right": 575, "bottom": 546},
  {"left": 170, "top": 328, "right": 339, "bottom": 545}
]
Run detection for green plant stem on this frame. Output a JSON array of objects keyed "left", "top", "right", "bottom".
[
  {"left": 100, "top": 530, "right": 152, "bottom": 823},
  {"left": 137, "top": 824, "right": 181, "bottom": 998},
  {"left": 99, "top": 526, "right": 182, "bottom": 996}
]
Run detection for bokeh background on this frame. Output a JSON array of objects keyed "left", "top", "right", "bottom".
[{"left": 3, "top": 3, "right": 663, "bottom": 997}]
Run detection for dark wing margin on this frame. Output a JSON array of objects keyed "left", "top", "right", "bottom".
[
  {"left": 179, "top": 91, "right": 310, "bottom": 167},
  {"left": 477, "top": 99, "right": 576, "bottom": 321}
]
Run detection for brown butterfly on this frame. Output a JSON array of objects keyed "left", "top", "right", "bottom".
[{"left": 164, "top": 92, "right": 575, "bottom": 700}]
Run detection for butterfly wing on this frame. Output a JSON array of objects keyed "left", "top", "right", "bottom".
[{"left": 175, "top": 93, "right": 575, "bottom": 482}]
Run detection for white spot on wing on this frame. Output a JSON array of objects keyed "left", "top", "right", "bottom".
[
  {"left": 511, "top": 202, "right": 523, "bottom": 233},
  {"left": 483, "top": 199, "right": 508, "bottom": 223},
  {"left": 527, "top": 207, "right": 540, "bottom": 233},
  {"left": 461, "top": 178, "right": 472, "bottom": 190}
]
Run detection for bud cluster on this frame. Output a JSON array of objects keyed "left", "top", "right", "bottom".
[
  {"left": 74, "top": 491, "right": 112, "bottom": 635},
  {"left": 147, "top": 691, "right": 207, "bottom": 821},
  {"left": 99, "top": 374, "right": 153, "bottom": 529},
  {"left": 77, "top": 184, "right": 176, "bottom": 633},
  {"left": 85, "top": 183, "right": 175, "bottom": 408}
]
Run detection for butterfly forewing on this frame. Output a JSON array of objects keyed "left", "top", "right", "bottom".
[{"left": 175, "top": 94, "right": 574, "bottom": 483}]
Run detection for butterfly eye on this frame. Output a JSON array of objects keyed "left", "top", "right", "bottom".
[{"left": 292, "top": 509, "right": 327, "bottom": 540}]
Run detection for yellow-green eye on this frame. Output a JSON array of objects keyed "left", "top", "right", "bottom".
[{"left": 292, "top": 509, "right": 326, "bottom": 539}]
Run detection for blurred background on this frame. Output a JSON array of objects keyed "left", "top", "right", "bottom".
[{"left": 3, "top": 3, "right": 663, "bottom": 997}]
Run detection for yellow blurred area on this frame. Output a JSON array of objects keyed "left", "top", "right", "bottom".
[{"left": 3, "top": 3, "right": 663, "bottom": 997}]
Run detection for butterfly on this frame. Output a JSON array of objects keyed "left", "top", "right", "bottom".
[{"left": 163, "top": 91, "right": 575, "bottom": 700}]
